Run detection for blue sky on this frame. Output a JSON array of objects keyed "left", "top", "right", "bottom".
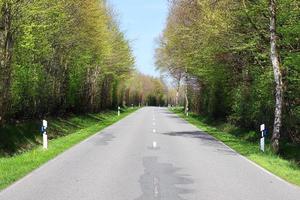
[{"left": 108, "top": 0, "right": 168, "bottom": 76}]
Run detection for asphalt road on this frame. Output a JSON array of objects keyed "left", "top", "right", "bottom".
[{"left": 1, "top": 107, "right": 299, "bottom": 200}]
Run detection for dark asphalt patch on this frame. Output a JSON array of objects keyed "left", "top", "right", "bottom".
[{"left": 135, "top": 156, "right": 194, "bottom": 200}]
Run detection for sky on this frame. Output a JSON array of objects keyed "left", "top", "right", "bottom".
[{"left": 108, "top": 0, "right": 169, "bottom": 77}]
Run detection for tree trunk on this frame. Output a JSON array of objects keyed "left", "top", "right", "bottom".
[
  {"left": 0, "top": 2, "right": 13, "bottom": 124},
  {"left": 185, "top": 76, "right": 189, "bottom": 115},
  {"left": 175, "top": 85, "right": 179, "bottom": 106},
  {"left": 174, "top": 73, "right": 182, "bottom": 107},
  {"left": 269, "top": 0, "right": 283, "bottom": 153}
]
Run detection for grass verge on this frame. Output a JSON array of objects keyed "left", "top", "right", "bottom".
[
  {"left": 171, "top": 108, "right": 300, "bottom": 186},
  {"left": 0, "top": 108, "right": 138, "bottom": 190}
]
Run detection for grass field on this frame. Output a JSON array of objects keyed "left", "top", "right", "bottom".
[
  {"left": 171, "top": 108, "right": 300, "bottom": 186},
  {"left": 0, "top": 108, "right": 137, "bottom": 190}
]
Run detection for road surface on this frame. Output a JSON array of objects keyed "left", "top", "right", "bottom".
[{"left": 0, "top": 107, "right": 299, "bottom": 200}]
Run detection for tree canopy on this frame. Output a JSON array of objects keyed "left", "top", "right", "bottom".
[
  {"left": 0, "top": 0, "right": 167, "bottom": 124},
  {"left": 156, "top": 0, "right": 300, "bottom": 149}
]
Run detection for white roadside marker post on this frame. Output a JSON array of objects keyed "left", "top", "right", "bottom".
[
  {"left": 260, "top": 124, "right": 266, "bottom": 152},
  {"left": 118, "top": 106, "right": 120, "bottom": 116},
  {"left": 42, "top": 120, "right": 48, "bottom": 150}
]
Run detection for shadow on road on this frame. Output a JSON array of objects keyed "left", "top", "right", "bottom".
[
  {"left": 162, "top": 113, "right": 191, "bottom": 125},
  {"left": 162, "top": 131, "right": 238, "bottom": 156}
]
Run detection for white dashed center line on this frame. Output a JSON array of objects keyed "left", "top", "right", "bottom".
[
  {"left": 153, "top": 177, "right": 159, "bottom": 197},
  {"left": 153, "top": 141, "right": 157, "bottom": 149}
]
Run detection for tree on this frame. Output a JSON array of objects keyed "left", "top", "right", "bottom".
[
  {"left": 0, "top": 0, "right": 136, "bottom": 124},
  {"left": 0, "top": 1, "right": 20, "bottom": 123},
  {"left": 156, "top": 0, "right": 300, "bottom": 149},
  {"left": 269, "top": 0, "right": 283, "bottom": 153},
  {"left": 155, "top": 36, "right": 184, "bottom": 106}
]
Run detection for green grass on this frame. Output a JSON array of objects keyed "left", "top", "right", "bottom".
[
  {"left": 0, "top": 108, "right": 137, "bottom": 190},
  {"left": 171, "top": 108, "right": 300, "bottom": 186}
]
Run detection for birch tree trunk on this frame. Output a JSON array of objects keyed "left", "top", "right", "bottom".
[
  {"left": 175, "top": 81, "right": 180, "bottom": 106},
  {"left": 184, "top": 75, "right": 189, "bottom": 115},
  {"left": 0, "top": 1, "right": 13, "bottom": 124},
  {"left": 269, "top": 0, "right": 283, "bottom": 153}
]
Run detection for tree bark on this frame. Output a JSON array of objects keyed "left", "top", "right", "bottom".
[
  {"left": 175, "top": 82, "right": 180, "bottom": 106},
  {"left": 0, "top": 1, "right": 13, "bottom": 124},
  {"left": 269, "top": 0, "right": 283, "bottom": 153},
  {"left": 184, "top": 75, "right": 189, "bottom": 115}
]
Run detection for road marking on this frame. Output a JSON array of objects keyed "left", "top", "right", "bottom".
[
  {"left": 153, "top": 141, "right": 157, "bottom": 149},
  {"left": 153, "top": 122, "right": 156, "bottom": 126},
  {"left": 153, "top": 129, "right": 156, "bottom": 133},
  {"left": 153, "top": 177, "right": 159, "bottom": 197}
]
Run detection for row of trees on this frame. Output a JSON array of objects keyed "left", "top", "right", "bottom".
[
  {"left": 123, "top": 73, "right": 167, "bottom": 107},
  {"left": 156, "top": 0, "right": 300, "bottom": 152},
  {"left": 0, "top": 0, "right": 137, "bottom": 124}
]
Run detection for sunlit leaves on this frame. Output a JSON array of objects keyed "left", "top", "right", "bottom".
[{"left": 157, "top": 0, "right": 300, "bottom": 142}]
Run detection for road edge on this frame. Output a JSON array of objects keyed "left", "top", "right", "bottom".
[
  {"left": 0, "top": 108, "right": 139, "bottom": 193},
  {"left": 169, "top": 109, "right": 299, "bottom": 189}
]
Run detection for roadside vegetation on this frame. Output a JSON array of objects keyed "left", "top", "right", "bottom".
[
  {"left": 0, "top": 0, "right": 167, "bottom": 125},
  {"left": 1, "top": 0, "right": 299, "bottom": 191},
  {"left": 0, "top": 108, "right": 137, "bottom": 190},
  {"left": 0, "top": 0, "right": 168, "bottom": 189},
  {"left": 156, "top": 0, "right": 299, "bottom": 154},
  {"left": 172, "top": 107, "right": 300, "bottom": 186},
  {"left": 0, "top": 1, "right": 167, "bottom": 155}
]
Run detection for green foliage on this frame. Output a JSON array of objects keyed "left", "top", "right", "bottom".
[
  {"left": 121, "top": 72, "right": 167, "bottom": 106},
  {"left": 156, "top": 0, "right": 300, "bottom": 144},
  {"left": 0, "top": 0, "right": 136, "bottom": 121}
]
